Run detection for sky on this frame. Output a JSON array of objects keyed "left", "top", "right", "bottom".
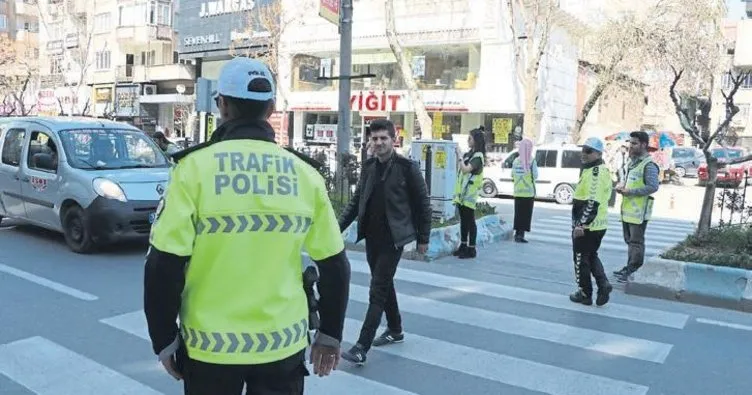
[{"left": 726, "top": 0, "right": 748, "bottom": 20}]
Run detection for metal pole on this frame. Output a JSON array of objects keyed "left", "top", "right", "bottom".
[{"left": 336, "top": 0, "right": 353, "bottom": 196}]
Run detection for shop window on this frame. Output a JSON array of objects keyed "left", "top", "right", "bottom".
[
  {"left": 409, "top": 44, "right": 480, "bottom": 90},
  {"left": 291, "top": 55, "right": 335, "bottom": 92},
  {"left": 350, "top": 52, "right": 404, "bottom": 91},
  {"left": 482, "top": 113, "right": 522, "bottom": 153},
  {"left": 427, "top": 112, "right": 461, "bottom": 139},
  {"left": 535, "top": 150, "right": 558, "bottom": 168}
]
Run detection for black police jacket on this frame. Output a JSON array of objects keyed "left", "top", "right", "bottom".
[{"left": 339, "top": 153, "right": 432, "bottom": 248}]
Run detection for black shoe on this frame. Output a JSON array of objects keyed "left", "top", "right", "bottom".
[
  {"left": 459, "top": 247, "right": 477, "bottom": 259},
  {"left": 514, "top": 234, "right": 528, "bottom": 243},
  {"left": 453, "top": 244, "right": 467, "bottom": 256},
  {"left": 372, "top": 330, "right": 405, "bottom": 347},
  {"left": 569, "top": 290, "right": 593, "bottom": 306},
  {"left": 596, "top": 283, "right": 613, "bottom": 306},
  {"left": 613, "top": 267, "right": 628, "bottom": 276},
  {"left": 341, "top": 344, "right": 367, "bottom": 365}
]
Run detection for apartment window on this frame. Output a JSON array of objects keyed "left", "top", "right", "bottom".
[
  {"left": 149, "top": 1, "right": 171, "bottom": 25},
  {"left": 94, "top": 13, "right": 111, "bottom": 33},
  {"left": 140, "top": 50, "right": 156, "bottom": 66},
  {"left": 0, "top": 15, "right": 7, "bottom": 30},
  {"left": 49, "top": 55, "right": 63, "bottom": 74},
  {"left": 118, "top": 4, "right": 146, "bottom": 26},
  {"left": 95, "top": 50, "right": 111, "bottom": 70},
  {"left": 47, "top": 21, "right": 63, "bottom": 40}
]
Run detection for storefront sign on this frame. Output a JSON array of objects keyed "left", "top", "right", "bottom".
[
  {"left": 95, "top": 87, "right": 112, "bottom": 103},
  {"left": 176, "top": 0, "right": 276, "bottom": 55},
  {"left": 114, "top": 85, "right": 141, "bottom": 117},
  {"left": 305, "top": 124, "right": 336, "bottom": 143},
  {"left": 289, "top": 90, "right": 472, "bottom": 113},
  {"left": 183, "top": 34, "right": 221, "bottom": 46},
  {"left": 319, "top": 0, "right": 339, "bottom": 26},
  {"left": 350, "top": 91, "right": 402, "bottom": 112},
  {"left": 200, "top": 0, "right": 256, "bottom": 18}
]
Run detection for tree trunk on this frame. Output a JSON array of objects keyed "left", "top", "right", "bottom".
[
  {"left": 523, "top": 73, "right": 539, "bottom": 141},
  {"left": 385, "top": 0, "right": 432, "bottom": 138},
  {"left": 697, "top": 156, "right": 718, "bottom": 234},
  {"left": 571, "top": 82, "right": 608, "bottom": 144}
]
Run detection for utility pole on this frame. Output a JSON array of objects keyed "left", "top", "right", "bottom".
[{"left": 335, "top": 0, "right": 354, "bottom": 197}]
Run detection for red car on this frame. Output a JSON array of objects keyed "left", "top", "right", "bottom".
[{"left": 697, "top": 147, "right": 750, "bottom": 187}]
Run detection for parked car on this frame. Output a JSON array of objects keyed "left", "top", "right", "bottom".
[
  {"left": 0, "top": 117, "right": 171, "bottom": 253},
  {"left": 697, "top": 147, "right": 750, "bottom": 187},
  {"left": 670, "top": 147, "right": 704, "bottom": 177},
  {"left": 482, "top": 143, "right": 582, "bottom": 204}
]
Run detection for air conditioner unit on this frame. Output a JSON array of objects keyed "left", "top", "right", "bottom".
[{"left": 142, "top": 84, "right": 157, "bottom": 95}]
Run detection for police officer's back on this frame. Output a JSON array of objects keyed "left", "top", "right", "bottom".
[{"left": 143, "top": 57, "right": 351, "bottom": 395}]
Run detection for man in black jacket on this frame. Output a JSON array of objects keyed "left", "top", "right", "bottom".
[{"left": 339, "top": 119, "right": 432, "bottom": 365}]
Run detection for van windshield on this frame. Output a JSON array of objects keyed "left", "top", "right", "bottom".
[{"left": 59, "top": 128, "right": 169, "bottom": 170}]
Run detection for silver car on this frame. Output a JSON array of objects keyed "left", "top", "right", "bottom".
[{"left": 0, "top": 117, "right": 171, "bottom": 253}]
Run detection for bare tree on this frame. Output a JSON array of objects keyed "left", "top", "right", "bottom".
[
  {"left": 0, "top": 36, "right": 38, "bottom": 116},
  {"left": 570, "top": 10, "right": 667, "bottom": 143},
  {"left": 232, "top": 1, "right": 312, "bottom": 115},
  {"left": 507, "top": 0, "right": 556, "bottom": 142},
  {"left": 384, "top": 0, "right": 433, "bottom": 137},
  {"left": 654, "top": 0, "right": 748, "bottom": 234},
  {"left": 37, "top": 0, "right": 96, "bottom": 116}
]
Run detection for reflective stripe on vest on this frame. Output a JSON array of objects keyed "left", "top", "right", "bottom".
[
  {"left": 573, "top": 164, "right": 610, "bottom": 231},
  {"left": 195, "top": 214, "right": 313, "bottom": 234},
  {"left": 512, "top": 158, "right": 535, "bottom": 198},
  {"left": 453, "top": 152, "right": 484, "bottom": 209},
  {"left": 621, "top": 157, "right": 654, "bottom": 224},
  {"left": 181, "top": 318, "right": 308, "bottom": 354}
]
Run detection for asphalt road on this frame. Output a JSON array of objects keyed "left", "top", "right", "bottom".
[{"left": 2, "top": 209, "right": 752, "bottom": 395}]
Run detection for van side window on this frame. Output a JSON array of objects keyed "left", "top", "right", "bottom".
[
  {"left": 27, "top": 131, "right": 58, "bottom": 173},
  {"left": 561, "top": 150, "right": 581, "bottom": 169},
  {"left": 1, "top": 128, "right": 26, "bottom": 167},
  {"left": 535, "top": 150, "right": 558, "bottom": 168}
]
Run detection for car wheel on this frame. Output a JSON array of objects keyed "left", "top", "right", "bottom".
[
  {"left": 62, "top": 205, "right": 96, "bottom": 254},
  {"left": 480, "top": 178, "right": 498, "bottom": 198},
  {"left": 554, "top": 184, "right": 574, "bottom": 205},
  {"left": 675, "top": 166, "right": 686, "bottom": 178}
]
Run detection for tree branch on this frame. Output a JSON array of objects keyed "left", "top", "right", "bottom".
[
  {"left": 667, "top": 66, "right": 704, "bottom": 143},
  {"left": 707, "top": 70, "right": 749, "bottom": 144}
]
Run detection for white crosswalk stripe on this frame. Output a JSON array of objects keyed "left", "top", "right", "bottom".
[
  {"left": 524, "top": 215, "right": 696, "bottom": 256},
  {"left": 0, "top": 257, "right": 688, "bottom": 395}
]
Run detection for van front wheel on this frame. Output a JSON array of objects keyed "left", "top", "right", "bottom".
[
  {"left": 62, "top": 205, "right": 96, "bottom": 254},
  {"left": 554, "top": 184, "right": 574, "bottom": 205}
]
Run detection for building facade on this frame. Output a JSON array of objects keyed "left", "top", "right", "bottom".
[
  {"left": 36, "top": 0, "right": 194, "bottom": 135},
  {"left": 278, "top": 0, "right": 583, "bottom": 151},
  {"left": 711, "top": 18, "right": 752, "bottom": 148},
  {"left": 0, "top": 0, "right": 39, "bottom": 115},
  {"left": 174, "top": 0, "right": 278, "bottom": 141}
]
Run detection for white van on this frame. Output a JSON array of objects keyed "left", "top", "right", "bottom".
[{"left": 482, "top": 143, "right": 584, "bottom": 204}]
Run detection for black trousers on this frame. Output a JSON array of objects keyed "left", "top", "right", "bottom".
[
  {"left": 357, "top": 237, "right": 404, "bottom": 352},
  {"left": 181, "top": 349, "right": 308, "bottom": 395},
  {"left": 622, "top": 221, "right": 648, "bottom": 272},
  {"left": 458, "top": 205, "right": 477, "bottom": 246},
  {"left": 513, "top": 197, "right": 534, "bottom": 232},
  {"left": 572, "top": 229, "right": 609, "bottom": 296}
]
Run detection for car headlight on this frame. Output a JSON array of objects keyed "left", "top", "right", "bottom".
[{"left": 93, "top": 178, "right": 127, "bottom": 202}]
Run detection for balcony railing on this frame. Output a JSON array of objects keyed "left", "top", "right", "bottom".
[
  {"left": 116, "top": 63, "right": 194, "bottom": 83},
  {"left": 116, "top": 24, "right": 173, "bottom": 44}
]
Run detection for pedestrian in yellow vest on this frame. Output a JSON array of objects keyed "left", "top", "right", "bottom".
[
  {"left": 613, "top": 131, "right": 660, "bottom": 282},
  {"left": 569, "top": 137, "right": 614, "bottom": 306},
  {"left": 452, "top": 127, "right": 487, "bottom": 259},
  {"left": 512, "top": 137, "right": 537, "bottom": 242},
  {"left": 143, "top": 57, "right": 351, "bottom": 395}
]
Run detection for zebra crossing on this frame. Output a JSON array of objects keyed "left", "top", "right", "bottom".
[
  {"left": 0, "top": 256, "right": 691, "bottom": 395},
  {"left": 523, "top": 214, "right": 697, "bottom": 256}
]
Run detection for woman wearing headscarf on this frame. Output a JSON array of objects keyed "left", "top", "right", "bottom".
[
  {"left": 512, "top": 137, "right": 537, "bottom": 242},
  {"left": 452, "top": 127, "right": 487, "bottom": 259}
]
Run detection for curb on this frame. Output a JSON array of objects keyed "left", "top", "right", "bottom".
[
  {"left": 624, "top": 256, "right": 752, "bottom": 312},
  {"left": 342, "top": 214, "right": 513, "bottom": 262}
]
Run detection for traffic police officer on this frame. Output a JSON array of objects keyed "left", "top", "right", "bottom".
[
  {"left": 569, "top": 137, "right": 613, "bottom": 307},
  {"left": 143, "top": 57, "right": 351, "bottom": 395}
]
